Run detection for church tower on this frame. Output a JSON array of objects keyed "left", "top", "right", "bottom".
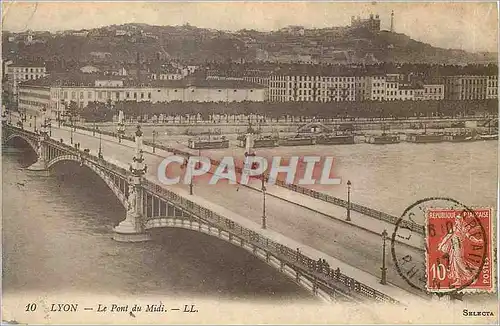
[{"left": 390, "top": 10, "right": 395, "bottom": 32}]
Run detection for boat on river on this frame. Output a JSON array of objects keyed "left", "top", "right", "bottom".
[
  {"left": 188, "top": 136, "right": 229, "bottom": 149},
  {"left": 316, "top": 133, "right": 355, "bottom": 145},
  {"left": 366, "top": 124, "right": 400, "bottom": 144},
  {"left": 406, "top": 133, "right": 444, "bottom": 143},
  {"left": 367, "top": 134, "right": 400, "bottom": 144},
  {"left": 478, "top": 133, "right": 498, "bottom": 141},
  {"left": 443, "top": 131, "right": 474, "bottom": 142},
  {"left": 279, "top": 134, "right": 316, "bottom": 146}
]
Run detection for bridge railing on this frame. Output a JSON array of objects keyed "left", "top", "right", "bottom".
[
  {"left": 272, "top": 179, "right": 425, "bottom": 235},
  {"left": 141, "top": 177, "right": 399, "bottom": 304},
  {"left": 63, "top": 123, "right": 135, "bottom": 142}
]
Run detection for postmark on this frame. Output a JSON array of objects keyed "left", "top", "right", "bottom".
[
  {"left": 426, "top": 208, "right": 493, "bottom": 293},
  {"left": 391, "top": 197, "right": 491, "bottom": 297}
]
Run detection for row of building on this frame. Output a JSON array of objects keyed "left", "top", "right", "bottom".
[
  {"left": 5, "top": 61, "right": 499, "bottom": 119},
  {"left": 15, "top": 73, "right": 267, "bottom": 118},
  {"left": 255, "top": 73, "right": 497, "bottom": 102}
]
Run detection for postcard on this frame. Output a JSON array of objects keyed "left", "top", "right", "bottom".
[{"left": 1, "top": 1, "right": 498, "bottom": 324}]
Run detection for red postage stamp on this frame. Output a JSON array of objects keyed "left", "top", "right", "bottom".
[{"left": 426, "top": 208, "right": 493, "bottom": 293}]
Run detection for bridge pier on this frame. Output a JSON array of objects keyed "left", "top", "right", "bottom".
[
  {"left": 113, "top": 212, "right": 151, "bottom": 242},
  {"left": 26, "top": 134, "right": 50, "bottom": 175},
  {"left": 113, "top": 126, "right": 151, "bottom": 242},
  {"left": 113, "top": 177, "right": 151, "bottom": 242}
]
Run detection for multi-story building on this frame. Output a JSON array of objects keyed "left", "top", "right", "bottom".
[
  {"left": 422, "top": 84, "right": 444, "bottom": 100},
  {"left": 269, "top": 73, "right": 447, "bottom": 102},
  {"left": 269, "top": 75, "right": 356, "bottom": 102},
  {"left": 5, "top": 62, "right": 47, "bottom": 97},
  {"left": 384, "top": 74, "right": 401, "bottom": 101},
  {"left": 487, "top": 75, "right": 498, "bottom": 99},
  {"left": 444, "top": 75, "right": 488, "bottom": 100},
  {"left": 17, "top": 84, "right": 51, "bottom": 115},
  {"left": 366, "top": 75, "right": 387, "bottom": 101},
  {"left": 355, "top": 76, "right": 369, "bottom": 101},
  {"left": 322, "top": 76, "right": 356, "bottom": 101},
  {"left": 394, "top": 86, "right": 415, "bottom": 101},
  {"left": 19, "top": 74, "right": 266, "bottom": 118}
]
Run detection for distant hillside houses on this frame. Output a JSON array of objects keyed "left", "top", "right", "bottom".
[{"left": 79, "top": 62, "right": 199, "bottom": 80}]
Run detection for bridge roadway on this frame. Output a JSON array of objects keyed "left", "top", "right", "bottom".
[{"left": 12, "top": 116, "right": 428, "bottom": 304}]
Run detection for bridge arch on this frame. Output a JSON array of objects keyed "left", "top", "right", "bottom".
[
  {"left": 4, "top": 134, "right": 39, "bottom": 154},
  {"left": 145, "top": 217, "right": 349, "bottom": 303},
  {"left": 47, "top": 155, "right": 128, "bottom": 208}
]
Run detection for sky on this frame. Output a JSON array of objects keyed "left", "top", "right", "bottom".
[{"left": 1, "top": 1, "right": 498, "bottom": 53}]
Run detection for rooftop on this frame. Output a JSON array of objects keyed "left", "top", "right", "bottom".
[
  {"left": 10, "top": 60, "right": 46, "bottom": 68},
  {"left": 19, "top": 73, "right": 266, "bottom": 89}
]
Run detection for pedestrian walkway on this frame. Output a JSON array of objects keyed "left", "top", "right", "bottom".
[{"left": 244, "top": 180, "right": 424, "bottom": 250}]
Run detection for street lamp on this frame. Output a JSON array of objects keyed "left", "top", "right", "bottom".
[
  {"left": 34, "top": 115, "right": 37, "bottom": 132},
  {"left": 70, "top": 118, "right": 73, "bottom": 145},
  {"left": 346, "top": 180, "right": 352, "bottom": 221},
  {"left": 93, "top": 122, "right": 96, "bottom": 136},
  {"left": 261, "top": 174, "right": 267, "bottom": 229},
  {"left": 152, "top": 129, "right": 158, "bottom": 153},
  {"left": 189, "top": 158, "right": 194, "bottom": 195},
  {"left": 380, "top": 229, "right": 388, "bottom": 285},
  {"left": 98, "top": 127, "right": 103, "bottom": 159}
]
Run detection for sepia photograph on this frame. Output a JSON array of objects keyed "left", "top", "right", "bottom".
[{"left": 1, "top": 1, "right": 498, "bottom": 324}]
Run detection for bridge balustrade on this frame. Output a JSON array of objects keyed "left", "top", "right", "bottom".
[{"left": 140, "top": 177, "right": 398, "bottom": 303}]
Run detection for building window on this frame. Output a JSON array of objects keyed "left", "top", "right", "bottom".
[
  {"left": 134, "top": 92, "right": 137, "bottom": 99},
  {"left": 141, "top": 92, "right": 144, "bottom": 99},
  {"left": 115, "top": 92, "right": 120, "bottom": 99},
  {"left": 148, "top": 92, "right": 151, "bottom": 99},
  {"left": 126, "top": 92, "right": 130, "bottom": 98}
]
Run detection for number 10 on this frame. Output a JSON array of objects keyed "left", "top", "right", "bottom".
[{"left": 431, "top": 263, "right": 447, "bottom": 281}]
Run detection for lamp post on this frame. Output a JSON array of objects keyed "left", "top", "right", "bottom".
[
  {"left": 98, "top": 127, "right": 103, "bottom": 158},
  {"left": 189, "top": 157, "right": 194, "bottom": 195},
  {"left": 152, "top": 129, "right": 157, "bottom": 153},
  {"left": 261, "top": 174, "right": 267, "bottom": 229},
  {"left": 70, "top": 116, "right": 73, "bottom": 145},
  {"left": 380, "top": 229, "right": 388, "bottom": 285},
  {"left": 93, "top": 122, "right": 96, "bottom": 136},
  {"left": 57, "top": 101, "right": 62, "bottom": 127},
  {"left": 34, "top": 115, "right": 37, "bottom": 132},
  {"left": 346, "top": 180, "right": 352, "bottom": 221}
]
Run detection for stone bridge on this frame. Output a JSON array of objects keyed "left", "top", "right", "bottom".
[{"left": 3, "top": 122, "right": 401, "bottom": 305}]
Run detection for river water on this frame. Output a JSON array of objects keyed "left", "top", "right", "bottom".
[
  {"left": 201, "top": 141, "right": 498, "bottom": 217},
  {"left": 2, "top": 149, "right": 308, "bottom": 301}
]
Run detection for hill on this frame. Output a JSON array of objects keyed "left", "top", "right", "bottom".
[{"left": 2, "top": 23, "right": 497, "bottom": 65}]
